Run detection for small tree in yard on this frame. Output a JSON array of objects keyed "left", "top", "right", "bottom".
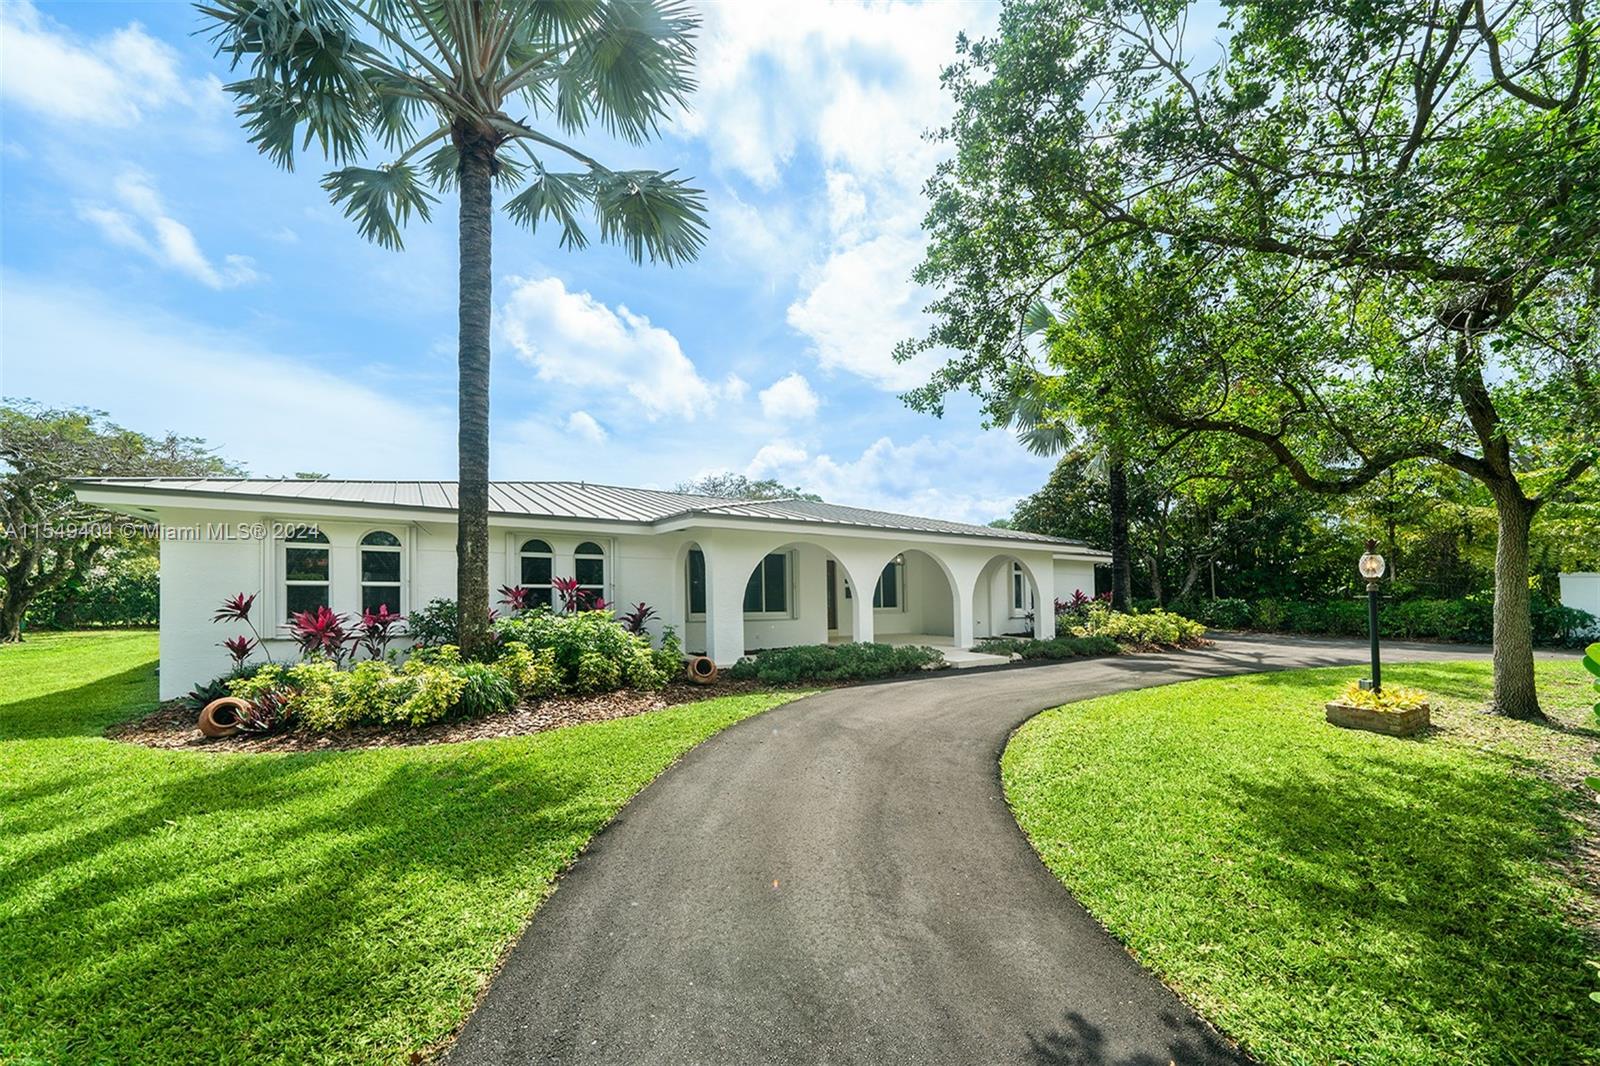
[
  {"left": 0, "top": 401, "right": 240, "bottom": 641},
  {"left": 200, "top": 0, "right": 708, "bottom": 658},
  {"left": 901, "top": 0, "right": 1600, "bottom": 718}
]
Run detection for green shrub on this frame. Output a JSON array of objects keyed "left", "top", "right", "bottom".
[
  {"left": 653, "top": 625, "right": 685, "bottom": 681},
  {"left": 1197, "top": 597, "right": 1253, "bottom": 630},
  {"left": 727, "top": 642, "right": 946, "bottom": 684},
  {"left": 1069, "top": 605, "right": 1207, "bottom": 647},
  {"left": 493, "top": 641, "right": 561, "bottom": 698},
  {"left": 228, "top": 655, "right": 472, "bottom": 731},
  {"left": 455, "top": 661, "right": 518, "bottom": 717},
  {"left": 405, "top": 598, "right": 459, "bottom": 648},
  {"left": 975, "top": 635, "right": 1120, "bottom": 659},
  {"left": 23, "top": 548, "right": 160, "bottom": 630},
  {"left": 494, "top": 610, "right": 668, "bottom": 693}
]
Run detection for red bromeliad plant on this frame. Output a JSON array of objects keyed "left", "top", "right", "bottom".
[
  {"left": 289, "top": 605, "right": 351, "bottom": 663},
  {"left": 221, "top": 635, "right": 258, "bottom": 666},
  {"left": 349, "top": 604, "right": 405, "bottom": 661},
  {"left": 212, "top": 592, "right": 272, "bottom": 661},
  {"left": 620, "top": 602, "right": 657, "bottom": 635},
  {"left": 497, "top": 584, "right": 531, "bottom": 615},
  {"left": 552, "top": 577, "right": 585, "bottom": 613}
]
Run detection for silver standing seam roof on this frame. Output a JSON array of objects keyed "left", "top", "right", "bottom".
[{"left": 70, "top": 477, "right": 1098, "bottom": 549}]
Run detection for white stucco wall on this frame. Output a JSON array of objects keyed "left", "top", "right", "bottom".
[{"left": 1560, "top": 573, "right": 1600, "bottom": 636}]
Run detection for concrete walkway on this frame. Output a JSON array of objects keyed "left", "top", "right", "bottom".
[{"left": 447, "top": 636, "right": 1498, "bottom": 1066}]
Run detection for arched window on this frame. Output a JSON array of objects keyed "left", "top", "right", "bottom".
[
  {"left": 873, "top": 555, "right": 904, "bottom": 610},
  {"left": 283, "top": 528, "right": 330, "bottom": 619},
  {"left": 360, "top": 531, "right": 402, "bottom": 614},
  {"left": 686, "top": 548, "right": 707, "bottom": 616},
  {"left": 575, "top": 541, "right": 606, "bottom": 603},
  {"left": 1011, "top": 561, "right": 1030, "bottom": 615},
  {"left": 744, "top": 552, "right": 790, "bottom": 615},
  {"left": 519, "top": 539, "right": 554, "bottom": 609}
]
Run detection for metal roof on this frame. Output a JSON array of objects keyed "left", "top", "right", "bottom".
[{"left": 71, "top": 477, "right": 1098, "bottom": 549}]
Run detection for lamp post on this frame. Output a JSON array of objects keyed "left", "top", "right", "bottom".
[{"left": 1358, "top": 539, "right": 1387, "bottom": 692}]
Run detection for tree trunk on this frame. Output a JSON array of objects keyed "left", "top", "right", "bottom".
[
  {"left": 0, "top": 598, "right": 25, "bottom": 642},
  {"left": 1487, "top": 483, "right": 1543, "bottom": 720},
  {"left": 1108, "top": 457, "right": 1132, "bottom": 611},
  {"left": 455, "top": 132, "right": 495, "bottom": 658}
]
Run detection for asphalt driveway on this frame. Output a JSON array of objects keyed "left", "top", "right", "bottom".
[{"left": 447, "top": 636, "right": 1498, "bottom": 1065}]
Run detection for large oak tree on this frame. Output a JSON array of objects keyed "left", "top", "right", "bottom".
[{"left": 901, "top": 0, "right": 1599, "bottom": 718}]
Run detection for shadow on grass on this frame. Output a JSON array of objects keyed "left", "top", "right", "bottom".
[
  {"left": 1215, "top": 748, "right": 1597, "bottom": 1061},
  {"left": 0, "top": 662, "right": 160, "bottom": 741},
  {"left": 0, "top": 730, "right": 647, "bottom": 1063}
]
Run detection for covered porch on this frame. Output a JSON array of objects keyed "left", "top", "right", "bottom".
[{"left": 668, "top": 526, "right": 1085, "bottom": 667}]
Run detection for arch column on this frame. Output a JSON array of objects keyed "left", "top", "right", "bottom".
[{"left": 704, "top": 544, "right": 755, "bottom": 665}]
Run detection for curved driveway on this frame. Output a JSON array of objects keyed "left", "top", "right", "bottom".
[{"left": 448, "top": 636, "right": 1497, "bottom": 1066}]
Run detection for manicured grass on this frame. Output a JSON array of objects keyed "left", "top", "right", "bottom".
[
  {"left": 1003, "top": 661, "right": 1600, "bottom": 1065},
  {"left": 0, "top": 631, "right": 804, "bottom": 1064}
]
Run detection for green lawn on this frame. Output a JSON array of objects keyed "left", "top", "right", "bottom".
[
  {"left": 1003, "top": 661, "right": 1600, "bottom": 1066},
  {"left": 0, "top": 631, "right": 802, "bottom": 1065}
]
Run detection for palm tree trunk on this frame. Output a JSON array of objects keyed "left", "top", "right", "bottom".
[
  {"left": 1108, "top": 457, "right": 1131, "bottom": 611},
  {"left": 455, "top": 132, "right": 494, "bottom": 658},
  {"left": 1487, "top": 481, "right": 1543, "bottom": 720}
]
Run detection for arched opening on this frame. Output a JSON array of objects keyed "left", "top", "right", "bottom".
[
  {"left": 738, "top": 541, "right": 863, "bottom": 651},
  {"left": 973, "top": 554, "right": 1044, "bottom": 639},
  {"left": 860, "top": 547, "right": 960, "bottom": 643}
]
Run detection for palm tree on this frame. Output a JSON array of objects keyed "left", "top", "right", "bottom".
[
  {"left": 1005, "top": 302, "right": 1133, "bottom": 610},
  {"left": 200, "top": 0, "right": 708, "bottom": 656}
]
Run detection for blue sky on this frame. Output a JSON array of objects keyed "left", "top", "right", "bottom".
[{"left": 0, "top": 0, "right": 1059, "bottom": 524}]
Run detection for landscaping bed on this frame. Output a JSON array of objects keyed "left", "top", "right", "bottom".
[
  {"left": 109, "top": 677, "right": 769, "bottom": 753},
  {"left": 1002, "top": 660, "right": 1600, "bottom": 1065}
]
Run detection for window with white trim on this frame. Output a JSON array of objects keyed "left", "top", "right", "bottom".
[
  {"left": 283, "top": 529, "right": 330, "bottom": 619},
  {"left": 1011, "top": 562, "right": 1031, "bottom": 615},
  {"left": 743, "top": 552, "right": 790, "bottom": 615},
  {"left": 519, "top": 539, "right": 554, "bottom": 608},
  {"left": 873, "top": 555, "right": 904, "bottom": 609},
  {"left": 687, "top": 548, "right": 707, "bottom": 616},
  {"left": 575, "top": 541, "right": 606, "bottom": 603},
  {"left": 359, "top": 531, "right": 402, "bottom": 614}
]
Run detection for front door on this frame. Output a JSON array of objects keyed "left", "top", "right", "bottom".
[{"left": 826, "top": 560, "right": 838, "bottom": 631}]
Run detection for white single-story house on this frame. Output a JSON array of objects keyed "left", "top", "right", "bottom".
[{"left": 71, "top": 478, "right": 1109, "bottom": 700}]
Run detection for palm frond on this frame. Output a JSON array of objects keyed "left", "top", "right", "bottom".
[
  {"left": 420, "top": 143, "right": 530, "bottom": 191},
  {"left": 590, "top": 169, "right": 707, "bottom": 265},
  {"left": 561, "top": 0, "right": 697, "bottom": 143},
  {"left": 320, "top": 164, "right": 437, "bottom": 249},
  {"left": 1022, "top": 299, "right": 1057, "bottom": 337},
  {"left": 504, "top": 166, "right": 592, "bottom": 250}
]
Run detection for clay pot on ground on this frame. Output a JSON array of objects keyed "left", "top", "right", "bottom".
[
  {"left": 686, "top": 656, "right": 719, "bottom": 685},
  {"left": 198, "top": 696, "right": 251, "bottom": 738}
]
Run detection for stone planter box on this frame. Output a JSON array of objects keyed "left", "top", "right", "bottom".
[{"left": 1324, "top": 700, "right": 1429, "bottom": 737}]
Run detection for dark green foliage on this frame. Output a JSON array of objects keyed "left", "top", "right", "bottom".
[
  {"left": 23, "top": 549, "right": 159, "bottom": 630},
  {"left": 727, "top": 642, "right": 946, "bottom": 684},
  {"left": 974, "top": 635, "right": 1118, "bottom": 660},
  {"left": 454, "top": 661, "right": 518, "bottom": 718},
  {"left": 1175, "top": 595, "right": 1595, "bottom": 646},
  {"left": 405, "top": 598, "right": 459, "bottom": 648},
  {"left": 185, "top": 662, "right": 264, "bottom": 712}
]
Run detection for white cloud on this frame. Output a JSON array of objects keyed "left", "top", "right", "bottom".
[
  {"left": 565, "top": 410, "right": 608, "bottom": 444},
  {"left": 745, "top": 431, "right": 1048, "bottom": 526},
  {"left": 758, "top": 372, "right": 820, "bottom": 421},
  {"left": 0, "top": 277, "right": 454, "bottom": 478},
  {"left": 680, "top": 2, "right": 992, "bottom": 391},
  {"left": 79, "top": 172, "right": 261, "bottom": 289},
  {"left": 0, "top": 2, "right": 188, "bottom": 126},
  {"left": 785, "top": 233, "right": 944, "bottom": 389},
  {"left": 501, "top": 274, "right": 734, "bottom": 420}
]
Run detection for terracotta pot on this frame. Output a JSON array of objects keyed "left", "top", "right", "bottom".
[
  {"left": 198, "top": 696, "right": 251, "bottom": 738},
  {"left": 686, "top": 656, "right": 719, "bottom": 685}
]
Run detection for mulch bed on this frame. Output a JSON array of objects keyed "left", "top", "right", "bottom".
[{"left": 107, "top": 678, "right": 771, "bottom": 754}]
